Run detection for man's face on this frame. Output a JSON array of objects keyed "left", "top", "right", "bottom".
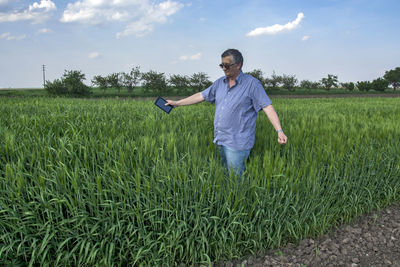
[{"left": 221, "top": 55, "right": 241, "bottom": 78}]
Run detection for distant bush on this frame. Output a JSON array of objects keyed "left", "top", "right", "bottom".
[
  {"left": 45, "top": 70, "right": 91, "bottom": 96},
  {"left": 357, "top": 81, "right": 371, "bottom": 91},
  {"left": 45, "top": 79, "right": 68, "bottom": 95},
  {"left": 341, "top": 82, "right": 355, "bottom": 91},
  {"left": 300, "top": 80, "right": 313, "bottom": 90},
  {"left": 371, "top": 78, "right": 389, "bottom": 92}
]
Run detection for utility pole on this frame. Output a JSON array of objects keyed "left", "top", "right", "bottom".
[{"left": 42, "top": 65, "right": 46, "bottom": 87}]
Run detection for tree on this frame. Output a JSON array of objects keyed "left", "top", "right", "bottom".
[
  {"left": 45, "top": 70, "right": 91, "bottom": 96},
  {"left": 371, "top": 78, "right": 389, "bottom": 92},
  {"left": 169, "top": 74, "right": 190, "bottom": 95},
  {"left": 280, "top": 74, "right": 298, "bottom": 91},
  {"left": 340, "top": 82, "right": 355, "bottom": 91},
  {"left": 383, "top": 67, "right": 400, "bottom": 91},
  {"left": 301, "top": 80, "right": 321, "bottom": 90},
  {"left": 141, "top": 70, "right": 168, "bottom": 94},
  {"left": 320, "top": 74, "right": 338, "bottom": 90},
  {"left": 311, "top": 82, "right": 321, "bottom": 90},
  {"left": 356, "top": 81, "right": 371, "bottom": 91},
  {"left": 246, "top": 69, "right": 265, "bottom": 84},
  {"left": 263, "top": 78, "right": 273, "bottom": 90},
  {"left": 266, "top": 71, "right": 282, "bottom": 90},
  {"left": 107, "top": 73, "right": 123, "bottom": 93},
  {"left": 62, "top": 70, "right": 91, "bottom": 96},
  {"left": 91, "top": 75, "right": 108, "bottom": 92},
  {"left": 189, "top": 72, "right": 212, "bottom": 94},
  {"left": 121, "top": 66, "right": 141, "bottom": 93},
  {"left": 300, "top": 80, "right": 313, "bottom": 91}
]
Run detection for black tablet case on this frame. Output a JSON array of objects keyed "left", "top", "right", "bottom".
[{"left": 154, "top": 97, "right": 173, "bottom": 114}]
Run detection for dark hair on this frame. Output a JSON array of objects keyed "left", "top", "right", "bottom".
[{"left": 221, "top": 49, "right": 243, "bottom": 67}]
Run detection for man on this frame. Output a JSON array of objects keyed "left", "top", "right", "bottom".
[{"left": 165, "top": 49, "right": 287, "bottom": 175}]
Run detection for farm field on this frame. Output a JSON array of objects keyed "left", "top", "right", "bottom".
[{"left": 0, "top": 97, "right": 399, "bottom": 266}]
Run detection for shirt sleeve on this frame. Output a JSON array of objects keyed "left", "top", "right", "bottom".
[
  {"left": 250, "top": 79, "right": 272, "bottom": 111},
  {"left": 201, "top": 82, "right": 216, "bottom": 103}
]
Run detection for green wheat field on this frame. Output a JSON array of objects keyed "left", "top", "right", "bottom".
[{"left": 0, "top": 97, "right": 399, "bottom": 266}]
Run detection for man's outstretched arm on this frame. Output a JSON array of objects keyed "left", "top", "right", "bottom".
[{"left": 165, "top": 92, "right": 205, "bottom": 107}]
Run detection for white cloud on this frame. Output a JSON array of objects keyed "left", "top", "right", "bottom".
[
  {"left": 29, "top": 0, "right": 56, "bottom": 12},
  {"left": 0, "top": 0, "right": 9, "bottom": 5},
  {"left": 88, "top": 52, "right": 100, "bottom": 59},
  {"left": 0, "top": 32, "right": 26, "bottom": 40},
  {"left": 60, "top": 0, "right": 184, "bottom": 38},
  {"left": 0, "top": 0, "right": 56, "bottom": 23},
  {"left": 60, "top": 1, "right": 131, "bottom": 24},
  {"left": 179, "top": 52, "right": 202, "bottom": 61},
  {"left": 246, "top": 12, "right": 304, "bottom": 37},
  {"left": 302, "top": 35, "right": 310, "bottom": 41},
  {"left": 116, "top": 1, "right": 184, "bottom": 38}
]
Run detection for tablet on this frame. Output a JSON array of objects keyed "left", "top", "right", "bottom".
[{"left": 154, "top": 96, "right": 173, "bottom": 114}]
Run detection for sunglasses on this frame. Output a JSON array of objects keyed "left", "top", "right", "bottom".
[{"left": 219, "top": 63, "right": 236, "bottom": 70}]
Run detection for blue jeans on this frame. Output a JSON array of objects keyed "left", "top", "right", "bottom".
[{"left": 218, "top": 145, "right": 251, "bottom": 176}]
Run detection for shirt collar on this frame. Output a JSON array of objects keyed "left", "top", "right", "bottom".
[{"left": 223, "top": 71, "right": 244, "bottom": 84}]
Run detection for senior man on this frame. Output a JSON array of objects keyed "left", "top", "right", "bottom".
[{"left": 166, "top": 49, "right": 287, "bottom": 175}]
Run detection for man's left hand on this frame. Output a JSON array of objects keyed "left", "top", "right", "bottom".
[{"left": 278, "top": 132, "right": 287, "bottom": 145}]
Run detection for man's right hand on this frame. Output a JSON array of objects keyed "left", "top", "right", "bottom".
[{"left": 165, "top": 100, "right": 178, "bottom": 107}]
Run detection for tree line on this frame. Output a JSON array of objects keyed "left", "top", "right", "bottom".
[
  {"left": 45, "top": 66, "right": 400, "bottom": 96},
  {"left": 246, "top": 68, "right": 400, "bottom": 92},
  {"left": 45, "top": 67, "right": 213, "bottom": 97}
]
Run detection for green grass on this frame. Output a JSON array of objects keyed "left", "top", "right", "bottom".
[
  {"left": 0, "top": 88, "right": 47, "bottom": 97},
  {"left": 0, "top": 97, "right": 399, "bottom": 266}
]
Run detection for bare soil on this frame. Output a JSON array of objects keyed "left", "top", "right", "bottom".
[{"left": 214, "top": 202, "right": 400, "bottom": 267}]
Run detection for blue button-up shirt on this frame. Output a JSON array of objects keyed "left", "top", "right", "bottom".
[{"left": 201, "top": 71, "right": 272, "bottom": 151}]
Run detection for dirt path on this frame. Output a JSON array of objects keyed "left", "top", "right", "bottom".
[{"left": 215, "top": 202, "right": 400, "bottom": 267}]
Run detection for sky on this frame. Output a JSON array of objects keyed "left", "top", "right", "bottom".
[{"left": 0, "top": 0, "right": 399, "bottom": 88}]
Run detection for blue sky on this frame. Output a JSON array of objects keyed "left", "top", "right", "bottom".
[{"left": 0, "top": 0, "right": 399, "bottom": 88}]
